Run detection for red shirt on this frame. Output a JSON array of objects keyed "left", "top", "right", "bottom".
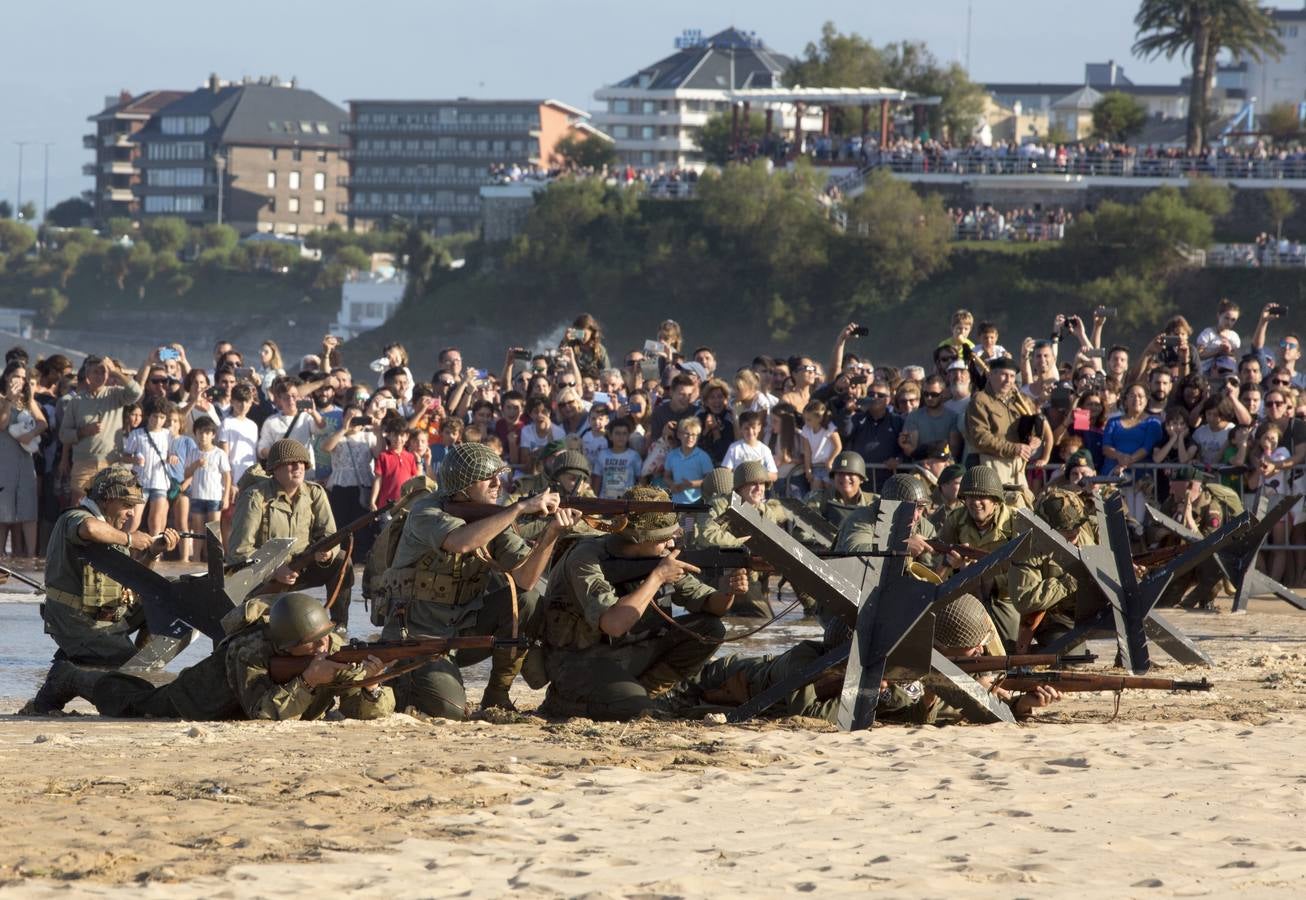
[{"left": 374, "top": 448, "right": 419, "bottom": 506}]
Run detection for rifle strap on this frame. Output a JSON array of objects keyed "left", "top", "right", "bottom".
[
  {"left": 474, "top": 546, "right": 522, "bottom": 648},
  {"left": 323, "top": 534, "right": 354, "bottom": 612},
  {"left": 647, "top": 594, "right": 803, "bottom": 644}
]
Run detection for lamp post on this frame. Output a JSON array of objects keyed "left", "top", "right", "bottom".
[
  {"left": 42, "top": 141, "right": 53, "bottom": 222},
  {"left": 13, "top": 140, "right": 31, "bottom": 218},
  {"left": 215, "top": 151, "right": 227, "bottom": 225}
]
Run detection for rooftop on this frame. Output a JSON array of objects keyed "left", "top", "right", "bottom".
[
  {"left": 135, "top": 79, "right": 346, "bottom": 148},
  {"left": 603, "top": 27, "right": 792, "bottom": 93}
]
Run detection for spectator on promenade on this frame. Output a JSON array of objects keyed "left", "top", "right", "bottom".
[
  {"left": 0, "top": 361, "right": 47, "bottom": 557},
  {"left": 60, "top": 354, "right": 147, "bottom": 504}
]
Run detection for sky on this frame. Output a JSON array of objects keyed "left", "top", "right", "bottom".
[{"left": 0, "top": 0, "right": 1260, "bottom": 215}]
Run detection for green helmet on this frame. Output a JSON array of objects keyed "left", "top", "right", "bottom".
[
  {"left": 437, "top": 441, "right": 509, "bottom": 498},
  {"left": 266, "top": 438, "right": 311, "bottom": 471},
  {"left": 547, "top": 449, "right": 591, "bottom": 480},
  {"left": 933, "top": 593, "right": 991, "bottom": 649},
  {"left": 733, "top": 460, "right": 770, "bottom": 490},
  {"left": 86, "top": 465, "right": 143, "bottom": 504},
  {"left": 829, "top": 451, "right": 867, "bottom": 481},
  {"left": 1035, "top": 488, "right": 1087, "bottom": 531},
  {"left": 959, "top": 465, "right": 1004, "bottom": 501},
  {"left": 702, "top": 467, "right": 735, "bottom": 501},
  {"left": 881, "top": 473, "right": 929, "bottom": 504},
  {"left": 617, "top": 485, "right": 680, "bottom": 543},
  {"left": 266, "top": 592, "right": 334, "bottom": 652}
]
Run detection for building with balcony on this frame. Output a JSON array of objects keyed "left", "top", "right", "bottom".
[
  {"left": 593, "top": 27, "right": 812, "bottom": 170},
  {"left": 129, "top": 75, "right": 348, "bottom": 234},
  {"left": 85, "top": 89, "right": 187, "bottom": 223},
  {"left": 1238, "top": 6, "right": 1306, "bottom": 110},
  {"left": 341, "top": 98, "right": 594, "bottom": 234}
]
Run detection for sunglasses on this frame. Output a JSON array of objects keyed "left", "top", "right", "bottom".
[
  {"left": 800, "top": 365, "right": 817, "bottom": 373},
  {"left": 625, "top": 359, "right": 641, "bottom": 366},
  {"left": 558, "top": 380, "right": 576, "bottom": 387},
  {"left": 868, "top": 392, "right": 890, "bottom": 400},
  {"left": 938, "top": 356, "right": 957, "bottom": 364},
  {"left": 149, "top": 378, "right": 168, "bottom": 385},
  {"left": 921, "top": 391, "right": 942, "bottom": 399},
  {"left": 895, "top": 396, "right": 915, "bottom": 404},
  {"left": 1281, "top": 341, "right": 1299, "bottom": 350},
  {"left": 1267, "top": 400, "right": 1288, "bottom": 407}
]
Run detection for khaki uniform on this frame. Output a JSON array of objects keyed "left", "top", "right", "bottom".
[
  {"left": 376, "top": 493, "right": 537, "bottom": 718},
  {"left": 91, "top": 628, "right": 393, "bottom": 721},
  {"left": 539, "top": 535, "right": 725, "bottom": 721},
  {"left": 228, "top": 476, "right": 352, "bottom": 626},
  {"left": 1010, "top": 520, "right": 1097, "bottom": 647},
  {"left": 939, "top": 503, "right": 1020, "bottom": 647},
  {"left": 835, "top": 500, "right": 941, "bottom": 570},
  {"left": 38, "top": 503, "right": 143, "bottom": 670},
  {"left": 965, "top": 388, "right": 1037, "bottom": 506},
  {"left": 803, "top": 488, "right": 876, "bottom": 533},
  {"left": 699, "top": 497, "right": 792, "bottom": 618},
  {"left": 1153, "top": 485, "right": 1243, "bottom": 609}
]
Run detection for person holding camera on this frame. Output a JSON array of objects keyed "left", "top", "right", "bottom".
[
  {"left": 256, "top": 376, "right": 325, "bottom": 473},
  {"left": 1247, "top": 302, "right": 1292, "bottom": 376}
]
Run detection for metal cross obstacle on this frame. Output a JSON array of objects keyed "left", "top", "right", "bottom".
[
  {"left": 1144, "top": 496, "right": 1306, "bottom": 614},
  {"left": 719, "top": 496, "right": 1026, "bottom": 729},
  {"left": 80, "top": 522, "right": 295, "bottom": 670},
  {"left": 1015, "top": 491, "right": 1245, "bottom": 673}
]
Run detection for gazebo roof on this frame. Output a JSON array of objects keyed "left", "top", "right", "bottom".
[{"left": 725, "top": 86, "right": 942, "bottom": 106}]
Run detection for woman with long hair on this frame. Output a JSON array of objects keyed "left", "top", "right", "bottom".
[
  {"left": 563, "top": 313, "right": 610, "bottom": 378},
  {"left": 0, "top": 362, "right": 47, "bottom": 557},
  {"left": 257, "top": 340, "right": 286, "bottom": 391},
  {"left": 1103, "top": 383, "right": 1164, "bottom": 521}
]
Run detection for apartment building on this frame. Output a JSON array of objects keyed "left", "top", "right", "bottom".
[
  {"left": 342, "top": 98, "right": 593, "bottom": 234},
  {"left": 84, "top": 89, "right": 187, "bottom": 223},
  {"left": 130, "top": 75, "right": 347, "bottom": 234}
]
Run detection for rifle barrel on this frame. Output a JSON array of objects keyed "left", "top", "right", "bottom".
[
  {"left": 0, "top": 564, "right": 44, "bottom": 593},
  {"left": 267, "top": 635, "right": 507, "bottom": 684},
  {"left": 998, "top": 672, "right": 1212, "bottom": 693},
  {"left": 949, "top": 651, "right": 1096, "bottom": 673}
]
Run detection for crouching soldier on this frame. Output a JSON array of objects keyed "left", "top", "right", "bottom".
[
  {"left": 1010, "top": 488, "right": 1097, "bottom": 651},
  {"left": 539, "top": 486, "right": 749, "bottom": 721},
  {"left": 698, "top": 461, "right": 793, "bottom": 617},
  {"left": 66, "top": 593, "right": 394, "bottom": 721}
]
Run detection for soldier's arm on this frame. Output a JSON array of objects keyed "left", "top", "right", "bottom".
[
  {"left": 227, "top": 640, "right": 320, "bottom": 721},
  {"left": 1010, "top": 555, "right": 1076, "bottom": 614},
  {"left": 309, "top": 486, "right": 338, "bottom": 546},
  {"left": 228, "top": 487, "right": 265, "bottom": 559},
  {"left": 700, "top": 514, "right": 746, "bottom": 548}
]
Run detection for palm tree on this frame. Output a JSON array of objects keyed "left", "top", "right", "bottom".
[{"left": 1134, "top": 0, "right": 1282, "bottom": 153}]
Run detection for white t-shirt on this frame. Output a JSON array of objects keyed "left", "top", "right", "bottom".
[
  {"left": 258, "top": 412, "right": 323, "bottom": 470},
  {"left": 219, "top": 416, "right": 260, "bottom": 483},
  {"left": 581, "top": 431, "right": 610, "bottom": 471},
  {"left": 124, "top": 428, "right": 173, "bottom": 491},
  {"left": 519, "top": 422, "right": 564, "bottom": 455},
  {"left": 328, "top": 432, "right": 377, "bottom": 488},
  {"left": 721, "top": 440, "right": 778, "bottom": 473},
  {"left": 186, "top": 445, "right": 231, "bottom": 501},
  {"left": 799, "top": 423, "right": 838, "bottom": 467},
  {"left": 1191, "top": 423, "right": 1233, "bottom": 466}
]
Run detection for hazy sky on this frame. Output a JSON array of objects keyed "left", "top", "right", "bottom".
[{"left": 2, "top": 0, "right": 1248, "bottom": 213}]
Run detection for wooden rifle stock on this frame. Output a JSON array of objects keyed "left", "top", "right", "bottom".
[
  {"left": 265, "top": 500, "right": 395, "bottom": 585},
  {"left": 948, "top": 652, "right": 1096, "bottom": 673},
  {"left": 996, "top": 671, "right": 1212, "bottom": 693},
  {"left": 927, "top": 539, "right": 988, "bottom": 562},
  {"left": 444, "top": 496, "right": 710, "bottom": 522},
  {"left": 267, "top": 635, "right": 507, "bottom": 684}
]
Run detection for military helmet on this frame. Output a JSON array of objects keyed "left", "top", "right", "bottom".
[
  {"left": 702, "top": 467, "right": 735, "bottom": 500},
  {"left": 86, "top": 465, "right": 143, "bottom": 504},
  {"left": 616, "top": 485, "right": 680, "bottom": 543},
  {"left": 733, "top": 460, "right": 770, "bottom": 490},
  {"left": 959, "top": 465, "right": 1004, "bottom": 501},
  {"left": 881, "top": 473, "right": 929, "bottom": 504},
  {"left": 266, "top": 592, "right": 334, "bottom": 652},
  {"left": 547, "top": 449, "right": 591, "bottom": 480},
  {"left": 437, "top": 441, "right": 509, "bottom": 498},
  {"left": 829, "top": 451, "right": 867, "bottom": 481},
  {"left": 933, "top": 593, "right": 992, "bottom": 649},
  {"left": 266, "top": 438, "right": 311, "bottom": 471},
  {"left": 1035, "top": 488, "right": 1087, "bottom": 531}
]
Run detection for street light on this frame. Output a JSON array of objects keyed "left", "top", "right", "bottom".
[
  {"left": 13, "top": 140, "right": 32, "bottom": 218},
  {"left": 215, "top": 151, "right": 227, "bottom": 225}
]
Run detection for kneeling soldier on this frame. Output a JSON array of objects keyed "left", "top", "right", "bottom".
[
  {"left": 939, "top": 466, "right": 1020, "bottom": 649},
  {"left": 698, "top": 460, "right": 792, "bottom": 618},
  {"left": 539, "top": 486, "right": 749, "bottom": 721},
  {"left": 1010, "top": 488, "right": 1097, "bottom": 651}
]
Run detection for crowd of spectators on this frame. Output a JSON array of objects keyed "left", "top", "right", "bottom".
[
  {"left": 4, "top": 297, "right": 1305, "bottom": 583},
  {"left": 488, "top": 162, "right": 699, "bottom": 198},
  {"left": 949, "top": 205, "right": 1074, "bottom": 242}
]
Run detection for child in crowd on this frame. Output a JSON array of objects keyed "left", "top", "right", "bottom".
[
  {"left": 430, "top": 417, "right": 462, "bottom": 469},
  {"left": 940, "top": 309, "right": 975, "bottom": 353},
  {"left": 1153, "top": 409, "right": 1198, "bottom": 468},
  {"left": 661, "top": 417, "right": 714, "bottom": 504},
  {"left": 722, "top": 410, "right": 779, "bottom": 481},
  {"left": 183, "top": 416, "right": 231, "bottom": 562},
  {"left": 371, "top": 417, "right": 419, "bottom": 511},
  {"left": 975, "top": 321, "right": 1008, "bottom": 362},
  {"left": 218, "top": 383, "right": 258, "bottom": 484},
  {"left": 596, "top": 417, "right": 642, "bottom": 498},
  {"left": 799, "top": 399, "right": 840, "bottom": 490},
  {"left": 168, "top": 405, "right": 198, "bottom": 560},
  {"left": 514, "top": 397, "right": 564, "bottom": 465},
  {"left": 406, "top": 428, "right": 433, "bottom": 474},
  {"left": 125, "top": 399, "right": 178, "bottom": 539},
  {"left": 1191, "top": 403, "right": 1233, "bottom": 466},
  {"left": 581, "top": 403, "right": 611, "bottom": 472}
]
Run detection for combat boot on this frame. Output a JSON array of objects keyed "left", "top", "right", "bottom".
[
  {"left": 480, "top": 648, "right": 523, "bottom": 711},
  {"left": 636, "top": 660, "right": 686, "bottom": 698},
  {"left": 18, "top": 660, "right": 104, "bottom": 715}
]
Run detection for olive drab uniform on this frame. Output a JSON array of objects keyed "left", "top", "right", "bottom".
[
  {"left": 376, "top": 493, "right": 537, "bottom": 718},
  {"left": 539, "top": 535, "right": 726, "bottom": 721},
  {"left": 803, "top": 488, "right": 876, "bottom": 533},
  {"left": 227, "top": 475, "right": 354, "bottom": 626},
  {"left": 362, "top": 476, "right": 436, "bottom": 626},
  {"left": 939, "top": 502, "right": 1021, "bottom": 648},
  {"left": 1009, "top": 518, "right": 1098, "bottom": 648},
  {"left": 91, "top": 609, "right": 393, "bottom": 721},
  {"left": 38, "top": 502, "right": 143, "bottom": 670},
  {"left": 698, "top": 497, "right": 792, "bottom": 618},
  {"left": 1153, "top": 484, "right": 1243, "bottom": 609}
]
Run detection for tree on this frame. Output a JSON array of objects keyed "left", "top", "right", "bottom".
[
  {"left": 335, "top": 245, "right": 371, "bottom": 271},
  {"left": 0, "top": 200, "right": 11, "bottom": 219},
  {"left": 787, "top": 22, "right": 891, "bottom": 88},
  {"left": 695, "top": 111, "right": 767, "bottom": 165},
  {"left": 140, "top": 216, "right": 188, "bottom": 255},
  {"left": 1092, "top": 92, "right": 1148, "bottom": 143},
  {"left": 1183, "top": 176, "right": 1232, "bottom": 219},
  {"left": 31, "top": 287, "right": 69, "bottom": 328},
  {"left": 105, "top": 217, "right": 134, "bottom": 239},
  {"left": 1065, "top": 186, "right": 1214, "bottom": 277},
  {"left": 199, "top": 223, "right": 239, "bottom": 251},
  {"left": 1134, "top": 0, "right": 1283, "bottom": 152},
  {"left": 554, "top": 132, "right": 617, "bottom": 171},
  {"left": 45, "top": 197, "right": 93, "bottom": 228},
  {"left": 0, "top": 219, "right": 37, "bottom": 257},
  {"left": 1265, "top": 188, "right": 1297, "bottom": 240},
  {"left": 1261, "top": 102, "right": 1301, "bottom": 144},
  {"left": 17, "top": 202, "right": 35, "bottom": 222}
]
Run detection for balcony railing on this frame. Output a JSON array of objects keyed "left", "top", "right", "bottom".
[
  {"left": 836, "top": 153, "right": 1306, "bottom": 184},
  {"left": 339, "top": 174, "right": 490, "bottom": 187},
  {"left": 339, "top": 200, "right": 481, "bottom": 216},
  {"left": 343, "top": 146, "right": 523, "bottom": 161},
  {"left": 82, "top": 134, "right": 96, "bottom": 149},
  {"left": 342, "top": 120, "right": 539, "bottom": 134}
]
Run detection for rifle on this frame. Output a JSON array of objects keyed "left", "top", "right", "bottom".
[
  {"left": 995, "top": 671, "right": 1212, "bottom": 693},
  {"left": 267, "top": 635, "right": 526, "bottom": 684},
  {"left": 926, "top": 539, "right": 988, "bottom": 562},
  {"left": 947, "top": 652, "right": 1096, "bottom": 673},
  {"left": 594, "top": 546, "right": 909, "bottom": 585},
  {"left": 1131, "top": 544, "right": 1187, "bottom": 568},
  {"left": 0, "top": 563, "right": 44, "bottom": 593},
  {"left": 255, "top": 500, "right": 394, "bottom": 588},
  {"left": 445, "top": 495, "right": 710, "bottom": 522}
]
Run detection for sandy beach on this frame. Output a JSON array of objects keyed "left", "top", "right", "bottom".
[{"left": 1, "top": 598, "right": 1304, "bottom": 898}]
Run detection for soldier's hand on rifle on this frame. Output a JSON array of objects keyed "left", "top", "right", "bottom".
[
  {"left": 127, "top": 530, "right": 155, "bottom": 552},
  {"left": 652, "top": 549, "right": 699, "bottom": 585},
  {"left": 313, "top": 547, "right": 336, "bottom": 564},
  {"left": 518, "top": 489, "right": 561, "bottom": 517},
  {"left": 1016, "top": 443, "right": 1038, "bottom": 461},
  {"left": 905, "top": 533, "right": 931, "bottom": 558},
  {"left": 549, "top": 506, "right": 581, "bottom": 534},
  {"left": 945, "top": 546, "right": 967, "bottom": 569},
  {"left": 719, "top": 567, "right": 749, "bottom": 596},
  {"left": 152, "top": 528, "right": 180, "bottom": 554},
  {"left": 302, "top": 656, "right": 349, "bottom": 688},
  {"left": 1012, "top": 684, "right": 1062, "bottom": 718},
  {"left": 273, "top": 564, "right": 300, "bottom": 585},
  {"left": 358, "top": 654, "right": 386, "bottom": 680}
]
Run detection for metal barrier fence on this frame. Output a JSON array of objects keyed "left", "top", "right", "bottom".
[
  {"left": 854, "top": 154, "right": 1306, "bottom": 180},
  {"left": 1206, "top": 244, "right": 1306, "bottom": 268}
]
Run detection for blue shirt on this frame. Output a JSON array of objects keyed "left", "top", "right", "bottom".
[
  {"left": 1101, "top": 417, "right": 1163, "bottom": 474},
  {"left": 662, "top": 446, "right": 714, "bottom": 503}
]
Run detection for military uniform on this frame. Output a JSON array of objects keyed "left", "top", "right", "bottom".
[
  {"left": 804, "top": 488, "right": 876, "bottom": 533},
  {"left": 539, "top": 533, "right": 726, "bottom": 721},
  {"left": 964, "top": 378, "right": 1038, "bottom": 507},
  {"left": 939, "top": 489, "right": 1020, "bottom": 647},
  {"left": 1010, "top": 518, "right": 1097, "bottom": 649},
  {"left": 697, "top": 461, "right": 792, "bottom": 618},
  {"left": 1153, "top": 481, "right": 1243, "bottom": 609},
  {"left": 361, "top": 475, "right": 437, "bottom": 626}
]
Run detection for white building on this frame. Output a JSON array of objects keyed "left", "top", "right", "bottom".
[
  {"left": 332, "top": 271, "right": 406, "bottom": 340},
  {"left": 593, "top": 27, "right": 818, "bottom": 170},
  {"left": 1239, "top": 5, "right": 1306, "bottom": 109}
]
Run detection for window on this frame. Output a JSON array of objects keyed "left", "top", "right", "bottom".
[
  {"left": 161, "top": 115, "right": 209, "bottom": 135},
  {"left": 288, "top": 171, "right": 301, "bottom": 190},
  {"left": 642, "top": 101, "right": 657, "bottom": 114},
  {"left": 292, "top": 148, "right": 303, "bottom": 162},
  {"left": 143, "top": 194, "right": 204, "bottom": 213},
  {"left": 316, "top": 150, "right": 328, "bottom": 162},
  {"left": 612, "top": 99, "right": 630, "bottom": 114},
  {"left": 640, "top": 126, "right": 655, "bottom": 139},
  {"left": 611, "top": 125, "right": 629, "bottom": 139},
  {"left": 269, "top": 147, "right": 278, "bottom": 160},
  {"left": 146, "top": 141, "right": 205, "bottom": 161},
  {"left": 268, "top": 198, "right": 277, "bottom": 212},
  {"left": 313, "top": 198, "right": 325, "bottom": 214},
  {"left": 267, "top": 171, "right": 277, "bottom": 189},
  {"left": 313, "top": 171, "right": 325, "bottom": 191},
  {"left": 288, "top": 197, "right": 300, "bottom": 213},
  {"left": 148, "top": 168, "right": 205, "bottom": 187}
]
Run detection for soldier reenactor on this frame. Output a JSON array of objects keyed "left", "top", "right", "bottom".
[
  {"left": 1010, "top": 488, "right": 1097, "bottom": 650},
  {"left": 698, "top": 460, "right": 793, "bottom": 617},
  {"left": 1150, "top": 466, "right": 1243, "bottom": 610},
  {"left": 19, "top": 466, "right": 179, "bottom": 715},
  {"left": 928, "top": 463, "right": 965, "bottom": 531},
  {"left": 835, "top": 473, "right": 941, "bottom": 572},
  {"left": 804, "top": 450, "right": 876, "bottom": 532},
  {"left": 938, "top": 466, "right": 1021, "bottom": 648}
]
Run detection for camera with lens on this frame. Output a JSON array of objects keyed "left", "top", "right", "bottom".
[{"left": 1268, "top": 303, "right": 1288, "bottom": 318}]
